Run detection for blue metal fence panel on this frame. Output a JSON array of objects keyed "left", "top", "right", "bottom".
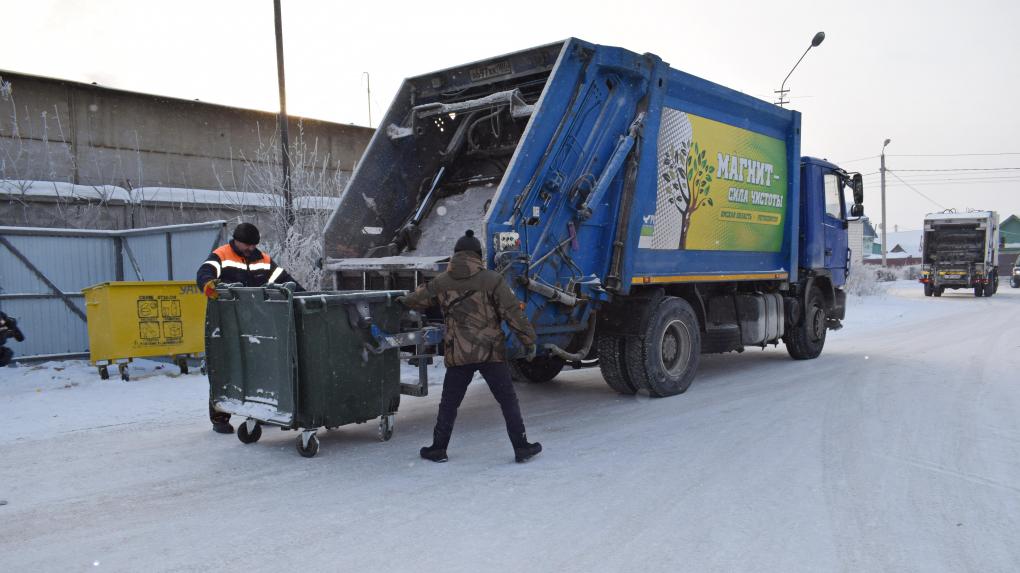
[{"left": 0, "top": 221, "right": 225, "bottom": 360}]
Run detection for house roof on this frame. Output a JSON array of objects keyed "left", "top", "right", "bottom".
[{"left": 874, "top": 229, "right": 924, "bottom": 258}]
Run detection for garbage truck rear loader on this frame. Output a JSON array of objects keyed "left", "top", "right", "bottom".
[
  {"left": 919, "top": 210, "right": 1000, "bottom": 297},
  {"left": 323, "top": 38, "right": 863, "bottom": 396}
]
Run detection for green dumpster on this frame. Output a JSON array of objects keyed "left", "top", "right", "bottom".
[{"left": 207, "top": 285, "right": 437, "bottom": 457}]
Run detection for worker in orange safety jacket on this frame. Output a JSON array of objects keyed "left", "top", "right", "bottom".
[{"left": 196, "top": 222, "right": 303, "bottom": 434}]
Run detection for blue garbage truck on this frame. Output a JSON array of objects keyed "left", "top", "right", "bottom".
[{"left": 323, "top": 38, "right": 864, "bottom": 397}]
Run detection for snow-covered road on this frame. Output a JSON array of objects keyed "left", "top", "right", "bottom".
[{"left": 2, "top": 281, "right": 1019, "bottom": 572}]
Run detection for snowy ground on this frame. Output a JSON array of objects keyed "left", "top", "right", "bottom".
[{"left": 2, "top": 281, "right": 1019, "bottom": 572}]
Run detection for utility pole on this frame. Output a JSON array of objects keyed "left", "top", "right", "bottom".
[
  {"left": 274, "top": 0, "right": 293, "bottom": 226},
  {"left": 881, "top": 138, "right": 891, "bottom": 266},
  {"left": 363, "top": 72, "right": 372, "bottom": 127}
]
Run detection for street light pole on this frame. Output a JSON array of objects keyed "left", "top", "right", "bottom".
[
  {"left": 274, "top": 0, "right": 293, "bottom": 226},
  {"left": 775, "top": 31, "right": 825, "bottom": 107},
  {"left": 881, "top": 138, "right": 891, "bottom": 267},
  {"left": 363, "top": 72, "right": 372, "bottom": 127}
]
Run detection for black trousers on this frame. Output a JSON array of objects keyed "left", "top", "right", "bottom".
[
  {"left": 209, "top": 400, "right": 230, "bottom": 425},
  {"left": 433, "top": 362, "right": 526, "bottom": 448}
]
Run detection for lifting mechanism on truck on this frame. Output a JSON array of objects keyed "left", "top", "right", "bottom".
[{"left": 212, "top": 38, "right": 865, "bottom": 456}]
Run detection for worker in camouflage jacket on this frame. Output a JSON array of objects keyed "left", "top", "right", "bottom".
[{"left": 398, "top": 229, "right": 543, "bottom": 463}]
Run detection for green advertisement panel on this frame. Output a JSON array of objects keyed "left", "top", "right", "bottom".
[{"left": 638, "top": 107, "right": 788, "bottom": 252}]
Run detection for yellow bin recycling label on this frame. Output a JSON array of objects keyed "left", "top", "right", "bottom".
[{"left": 83, "top": 281, "right": 206, "bottom": 364}]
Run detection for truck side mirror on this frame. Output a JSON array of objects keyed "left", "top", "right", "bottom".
[
  {"left": 850, "top": 203, "right": 864, "bottom": 217},
  {"left": 852, "top": 173, "right": 864, "bottom": 205}
]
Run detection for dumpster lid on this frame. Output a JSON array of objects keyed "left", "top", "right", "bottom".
[{"left": 324, "top": 255, "right": 449, "bottom": 272}]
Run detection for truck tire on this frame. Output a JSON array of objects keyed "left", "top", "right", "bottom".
[
  {"left": 784, "top": 287, "right": 826, "bottom": 360},
  {"left": 923, "top": 283, "right": 933, "bottom": 297},
  {"left": 624, "top": 297, "right": 701, "bottom": 397},
  {"left": 974, "top": 284, "right": 984, "bottom": 297},
  {"left": 596, "top": 334, "right": 637, "bottom": 394},
  {"left": 933, "top": 287, "right": 943, "bottom": 297},
  {"left": 508, "top": 356, "right": 565, "bottom": 383},
  {"left": 985, "top": 274, "right": 998, "bottom": 297}
]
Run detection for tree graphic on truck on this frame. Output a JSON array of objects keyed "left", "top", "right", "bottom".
[{"left": 662, "top": 140, "right": 714, "bottom": 249}]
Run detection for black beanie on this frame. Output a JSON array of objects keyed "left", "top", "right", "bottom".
[
  {"left": 232, "top": 223, "right": 261, "bottom": 245},
  {"left": 454, "top": 229, "right": 482, "bottom": 255}
]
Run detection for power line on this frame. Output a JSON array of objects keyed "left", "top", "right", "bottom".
[
  {"left": 864, "top": 172, "right": 1020, "bottom": 182},
  {"left": 891, "top": 167, "right": 1020, "bottom": 172},
  {"left": 888, "top": 152, "right": 1020, "bottom": 158},
  {"left": 835, "top": 155, "right": 879, "bottom": 164},
  {"left": 888, "top": 171, "right": 946, "bottom": 209}
]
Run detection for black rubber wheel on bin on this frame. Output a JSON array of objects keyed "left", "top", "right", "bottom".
[
  {"left": 176, "top": 357, "right": 189, "bottom": 375},
  {"left": 118, "top": 363, "right": 129, "bottom": 381},
  {"left": 379, "top": 416, "right": 394, "bottom": 442},
  {"left": 297, "top": 434, "right": 319, "bottom": 458},
  {"left": 237, "top": 422, "right": 262, "bottom": 444},
  {"left": 98, "top": 366, "right": 109, "bottom": 380}
]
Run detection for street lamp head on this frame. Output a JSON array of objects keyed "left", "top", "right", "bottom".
[
  {"left": 883, "top": 138, "right": 892, "bottom": 149},
  {"left": 811, "top": 31, "right": 826, "bottom": 48}
]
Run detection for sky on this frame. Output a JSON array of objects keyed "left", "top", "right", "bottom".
[{"left": 2, "top": 0, "right": 1018, "bottom": 231}]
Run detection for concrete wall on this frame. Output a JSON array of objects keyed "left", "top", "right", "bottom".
[
  {"left": 0, "top": 70, "right": 372, "bottom": 235},
  {"left": 0, "top": 70, "right": 372, "bottom": 191}
]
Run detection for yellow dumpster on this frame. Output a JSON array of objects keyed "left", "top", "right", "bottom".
[{"left": 83, "top": 281, "right": 206, "bottom": 380}]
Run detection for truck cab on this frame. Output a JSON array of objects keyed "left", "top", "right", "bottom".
[{"left": 800, "top": 157, "right": 863, "bottom": 287}]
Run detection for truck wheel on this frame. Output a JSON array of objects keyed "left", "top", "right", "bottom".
[
  {"left": 923, "top": 283, "right": 933, "bottom": 297},
  {"left": 785, "top": 287, "right": 826, "bottom": 360},
  {"left": 985, "top": 275, "right": 998, "bottom": 296},
  {"left": 933, "top": 287, "right": 943, "bottom": 297},
  {"left": 508, "top": 356, "right": 564, "bottom": 383},
  {"left": 624, "top": 297, "right": 701, "bottom": 397},
  {"left": 974, "top": 284, "right": 984, "bottom": 297},
  {"left": 596, "top": 334, "right": 637, "bottom": 394}
]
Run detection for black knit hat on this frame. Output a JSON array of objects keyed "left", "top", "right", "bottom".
[
  {"left": 454, "top": 229, "right": 482, "bottom": 255},
  {"left": 232, "top": 222, "right": 261, "bottom": 245}
]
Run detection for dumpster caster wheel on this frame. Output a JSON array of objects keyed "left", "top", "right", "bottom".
[
  {"left": 98, "top": 366, "right": 109, "bottom": 380},
  {"left": 118, "top": 363, "right": 130, "bottom": 381},
  {"left": 378, "top": 414, "right": 395, "bottom": 442},
  {"left": 176, "top": 357, "right": 189, "bottom": 375},
  {"left": 237, "top": 419, "right": 262, "bottom": 444},
  {"left": 297, "top": 431, "right": 319, "bottom": 458}
]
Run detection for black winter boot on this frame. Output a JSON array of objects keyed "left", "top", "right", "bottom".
[
  {"left": 212, "top": 421, "right": 234, "bottom": 434},
  {"left": 420, "top": 429, "right": 450, "bottom": 463},
  {"left": 419, "top": 445, "right": 448, "bottom": 463},
  {"left": 511, "top": 434, "right": 542, "bottom": 463}
]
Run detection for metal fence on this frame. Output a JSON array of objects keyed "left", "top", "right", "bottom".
[{"left": 0, "top": 221, "right": 226, "bottom": 360}]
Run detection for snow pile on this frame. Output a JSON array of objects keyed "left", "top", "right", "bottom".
[
  {"left": 0, "top": 179, "right": 130, "bottom": 203},
  {"left": 130, "top": 187, "right": 282, "bottom": 208}
]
